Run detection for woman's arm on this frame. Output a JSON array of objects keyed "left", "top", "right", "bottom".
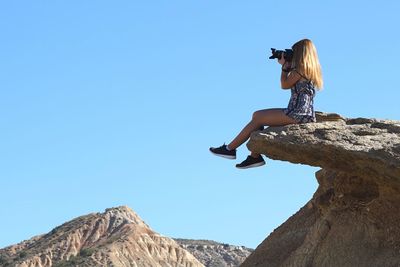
[
  {"left": 278, "top": 56, "right": 301, "bottom": 89},
  {"left": 280, "top": 68, "right": 301, "bottom": 89}
]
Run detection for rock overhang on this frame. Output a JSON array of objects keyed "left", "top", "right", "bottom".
[{"left": 247, "top": 115, "right": 400, "bottom": 182}]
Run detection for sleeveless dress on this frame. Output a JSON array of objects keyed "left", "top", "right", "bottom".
[{"left": 283, "top": 79, "right": 316, "bottom": 123}]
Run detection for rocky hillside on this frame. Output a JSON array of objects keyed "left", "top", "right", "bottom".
[
  {"left": 241, "top": 113, "right": 400, "bottom": 267},
  {"left": 0, "top": 206, "right": 204, "bottom": 267},
  {"left": 175, "top": 239, "right": 253, "bottom": 267},
  {"left": 0, "top": 206, "right": 252, "bottom": 267}
]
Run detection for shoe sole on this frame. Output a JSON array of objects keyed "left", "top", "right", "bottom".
[
  {"left": 236, "top": 161, "right": 266, "bottom": 169},
  {"left": 210, "top": 150, "right": 236, "bottom": 159}
]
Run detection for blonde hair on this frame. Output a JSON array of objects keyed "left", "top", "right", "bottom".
[{"left": 292, "top": 39, "right": 323, "bottom": 89}]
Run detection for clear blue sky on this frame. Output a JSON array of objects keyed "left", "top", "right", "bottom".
[{"left": 1, "top": 1, "right": 399, "bottom": 249}]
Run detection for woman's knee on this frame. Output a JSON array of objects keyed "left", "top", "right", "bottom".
[
  {"left": 252, "top": 110, "right": 265, "bottom": 125},
  {"left": 252, "top": 110, "right": 263, "bottom": 121}
]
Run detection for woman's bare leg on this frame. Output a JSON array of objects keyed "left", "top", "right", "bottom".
[{"left": 228, "top": 108, "right": 297, "bottom": 157}]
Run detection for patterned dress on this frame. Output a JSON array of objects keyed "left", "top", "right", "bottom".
[{"left": 283, "top": 80, "right": 316, "bottom": 123}]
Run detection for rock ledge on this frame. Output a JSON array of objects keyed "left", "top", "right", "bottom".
[{"left": 241, "top": 115, "right": 400, "bottom": 267}]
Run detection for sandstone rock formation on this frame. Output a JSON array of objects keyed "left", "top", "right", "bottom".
[
  {"left": 241, "top": 114, "right": 400, "bottom": 267},
  {"left": 0, "top": 206, "right": 204, "bottom": 267},
  {"left": 175, "top": 239, "right": 253, "bottom": 267}
]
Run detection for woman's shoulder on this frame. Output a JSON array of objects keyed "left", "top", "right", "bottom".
[{"left": 293, "top": 69, "right": 319, "bottom": 89}]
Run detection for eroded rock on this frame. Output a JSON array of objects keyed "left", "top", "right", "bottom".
[
  {"left": 0, "top": 206, "right": 204, "bottom": 267},
  {"left": 241, "top": 116, "right": 400, "bottom": 267}
]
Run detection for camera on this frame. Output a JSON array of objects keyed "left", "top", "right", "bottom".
[{"left": 269, "top": 48, "right": 293, "bottom": 61}]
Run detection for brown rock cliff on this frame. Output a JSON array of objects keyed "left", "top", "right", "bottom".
[{"left": 241, "top": 114, "right": 400, "bottom": 267}]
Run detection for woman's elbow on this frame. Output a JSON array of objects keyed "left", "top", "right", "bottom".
[{"left": 281, "top": 82, "right": 291, "bottom": 89}]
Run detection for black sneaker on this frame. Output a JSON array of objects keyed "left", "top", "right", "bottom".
[
  {"left": 236, "top": 155, "right": 265, "bottom": 169},
  {"left": 209, "top": 144, "right": 236, "bottom": 159}
]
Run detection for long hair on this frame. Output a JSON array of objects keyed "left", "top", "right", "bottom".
[{"left": 291, "top": 39, "right": 323, "bottom": 89}]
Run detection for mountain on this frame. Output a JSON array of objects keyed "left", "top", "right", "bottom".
[
  {"left": 0, "top": 206, "right": 253, "bottom": 267},
  {"left": 0, "top": 206, "right": 204, "bottom": 267},
  {"left": 175, "top": 239, "right": 253, "bottom": 267},
  {"left": 240, "top": 112, "right": 400, "bottom": 267}
]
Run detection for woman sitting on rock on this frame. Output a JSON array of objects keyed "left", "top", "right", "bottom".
[{"left": 210, "top": 38, "right": 323, "bottom": 169}]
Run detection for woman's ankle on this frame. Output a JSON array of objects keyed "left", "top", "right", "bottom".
[{"left": 226, "top": 144, "right": 234, "bottom": 151}]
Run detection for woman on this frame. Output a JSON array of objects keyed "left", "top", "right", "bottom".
[{"left": 210, "top": 39, "right": 323, "bottom": 169}]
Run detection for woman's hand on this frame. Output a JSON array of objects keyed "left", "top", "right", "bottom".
[
  {"left": 278, "top": 54, "right": 292, "bottom": 70},
  {"left": 278, "top": 54, "right": 286, "bottom": 65}
]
